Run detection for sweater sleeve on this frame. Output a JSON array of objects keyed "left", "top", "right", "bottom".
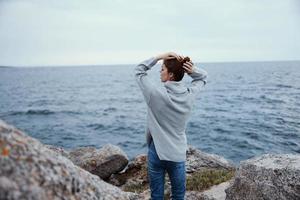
[
  {"left": 134, "top": 57, "right": 159, "bottom": 105},
  {"left": 188, "top": 66, "right": 208, "bottom": 94}
]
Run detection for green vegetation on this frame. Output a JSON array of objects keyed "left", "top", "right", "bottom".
[
  {"left": 186, "top": 169, "right": 235, "bottom": 192},
  {"left": 123, "top": 182, "right": 149, "bottom": 194},
  {"left": 122, "top": 161, "right": 149, "bottom": 193},
  {"left": 122, "top": 164, "right": 235, "bottom": 198}
]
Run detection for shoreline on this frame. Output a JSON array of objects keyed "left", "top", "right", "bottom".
[{"left": 1, "top": 119, "right": 299, "bottom": 199}]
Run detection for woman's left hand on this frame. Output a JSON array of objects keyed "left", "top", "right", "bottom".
[{"left": 155, "top": 52, "right": 184, "bottom": 61}]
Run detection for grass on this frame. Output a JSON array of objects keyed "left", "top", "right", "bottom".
[
  {"left": 123, "top": 182, "right": 149, "bottom": 194},
  {"left": 121, "top": 161, "right": 235, "bottom": 198},
  {"left": 186, "top": 169, "right": 235, "bottom": 192},
  {"left": 122, "top": 163, "right": 149, "bottom": 193}
]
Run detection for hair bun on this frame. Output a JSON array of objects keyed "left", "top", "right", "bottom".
[
  {"left": 179, "top": 56, "right": 190, "bottom": 63},
  {"left": 183, "top": 57, "right": 190, "bottom": 62}
]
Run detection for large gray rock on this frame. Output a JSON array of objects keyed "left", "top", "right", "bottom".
[
  {"left": 185, "top": 191, "right": 215, "bottom": 200},
  {"left": 200, "top": 180, "right": 233, "bottom": 200},
  {"left": 225, "top": 154, "right": 300, "bottom": 200},
  {"left": 45, "top": 144, "right": 70, "bottom": 158},
  {"left": 0, "top": 120, "right": 137, "bottom": 200},
  {"left": 186, "top": 146, "right": 235, "bottom": 173},
  {"left": 68, "top": 144, "right": 129, "bottom": 180}
]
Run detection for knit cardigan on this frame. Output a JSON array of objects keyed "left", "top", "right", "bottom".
[{"left": 135, "top": 57, "right": 208, "bottom": 162}]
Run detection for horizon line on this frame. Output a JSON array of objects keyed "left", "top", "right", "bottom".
[{"left": 1, "top": 59, "right": 300, "bottom": 68}]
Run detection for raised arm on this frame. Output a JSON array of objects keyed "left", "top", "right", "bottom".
[
  {"left": 134, "top": 57, "right": 158, "bottom": 105},
  {"left": 135, "top": 52, "right": 183, "bottom": 105},
  {"left": 183, "top": 61, "right": 208, "bottom": 94}
]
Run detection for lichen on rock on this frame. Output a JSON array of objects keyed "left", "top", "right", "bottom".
[{"left": 0, "top": 120, "right": 137, "bottom": 200}]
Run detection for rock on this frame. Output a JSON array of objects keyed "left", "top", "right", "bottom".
[
  {"left": 138, "top": 181, "right": 232, "bottom": 200},
  {"left": 109, "top": 154, "right": 148, "bottom": 189},
  {"left": 45, "top": 144, "right": 129, "bottom": 180},
  {"left": 68, "top": 144, "right": 129, "bottom": 180},
  {"left": 110, "top": 147, "right": 235, "bottom": 187},
  {"left": 110, "top": 149, "right": 235, "bottom": 199},
  {"left": 186, "top": 191, "right": 214, "bottom": 200},
  {"left": 0, "top": 120, "right": 138, "bottom": 200},
  {"left": 138, "top": 189, "right": 151, "bottom": 200},
  {"left": 109, "top": 154, "right": 171, "bottom": 198},
  {"left": 45, "top": 144, "right": 70, "bottom": 158},
  {"left": 186, "top": 179, "right": 234, "bottom": 200},
  {"left": 225, "top": 154, "right": 300, "bottom": 200},
  {"left": 201, "top": 179, "right": 233, "bottom": 200},
  {"left": 186, "top": 146, "right": 235, "bottom": 173}
]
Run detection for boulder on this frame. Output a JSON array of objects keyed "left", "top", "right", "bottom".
[
  {"left": 45, "top": 144, "right": 70, "bottom": 158},
  {"left": 199, "top": 180, "right": 233, "bottom": 200},
  {"left": 108, "top": 154, "right": 171, "bottom": 198},
  {"left": 108, "top": 154, "right": 149, "bottom": 189},
  {"left": 0, "top": 120, "right": 137, "bottom": 200},
  {"left": 68, "top": 144, "right": 129, "bottom": 180},
  {"left": 185, "top": 191, "right": 215, "bottom": 200},
  {"left": 186, "top": 146, "right": 235, "bottom": 173},
  {"left": 225, "top": 154, "right": 300, "bottom": 200}
]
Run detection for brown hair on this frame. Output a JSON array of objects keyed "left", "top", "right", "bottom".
[{"left": 163, "top": 56, "right": 190, "bottom": 82}]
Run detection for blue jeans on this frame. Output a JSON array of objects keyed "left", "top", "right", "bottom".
[{"left": 147, "top": 140, "right": 186, "bottom": 200}]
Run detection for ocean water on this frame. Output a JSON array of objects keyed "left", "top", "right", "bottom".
[{"left": 0, "top": 61, "right": 299, "bottom": 164}]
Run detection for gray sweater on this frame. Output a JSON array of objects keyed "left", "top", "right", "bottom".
[{"left": 135, "top": 57, "right": 208, "bottom": 162}]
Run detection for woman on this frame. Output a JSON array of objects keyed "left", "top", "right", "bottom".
[{"left": 134, "top": 52, "right": 208, "bottom": 200}]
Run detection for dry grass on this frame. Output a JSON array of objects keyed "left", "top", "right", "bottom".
[
  {"left": 186, "top": 169, "right": 235, "bottom": 192},
  {"left": 122, "top": 163, "right": 235, "bottom": 198}
]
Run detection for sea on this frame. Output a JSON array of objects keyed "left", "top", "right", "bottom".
[{"left": 0, "top": 60, "right": 299, "bottom": 165}]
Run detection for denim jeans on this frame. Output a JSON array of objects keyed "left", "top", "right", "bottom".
[{"left": 147, "top": 140, "right": 186, "bottom": 200}]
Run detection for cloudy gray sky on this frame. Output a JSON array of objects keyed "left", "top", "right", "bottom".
[{"left": 0, "top": 0, "right": 299, "bottom": 66}]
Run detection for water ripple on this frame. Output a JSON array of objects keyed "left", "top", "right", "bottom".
[{"left": 1, "top": 61, "right": 299, "bottom": 164}]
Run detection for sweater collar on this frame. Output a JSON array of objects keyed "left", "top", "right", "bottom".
[{"left": 164, "top": 81, "right": 187, "bottom": 94}]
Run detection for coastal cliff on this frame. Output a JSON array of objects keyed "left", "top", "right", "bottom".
[{"left": 0, "top": 119, "right": 299, "bottom": 200}]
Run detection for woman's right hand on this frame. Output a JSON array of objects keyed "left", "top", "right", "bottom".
[
  {"left": 182, "top": 61, "right": 194, "bottom": 75},
  {"left": 155, "top": 52, "right": 194, "bottom": 74}
]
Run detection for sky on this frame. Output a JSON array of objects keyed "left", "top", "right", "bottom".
[{"left": 0, "top": 0, "right": 299, "bottom": 66}]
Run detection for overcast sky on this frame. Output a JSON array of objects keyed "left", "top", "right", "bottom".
[{"left": 0, "top": 0, "right": 299, "bottom": 66}]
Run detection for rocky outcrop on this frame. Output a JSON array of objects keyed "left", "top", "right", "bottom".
[
  {"left": 109, "top": 147, "right": 236, "bottom": 199},
  {"left": 68, "top": 144, "right": 128, "bottom": 180},
  {"left": 0, "top": 120, "right": 137, "bottom": 200},
  {"left": 7, "top": 118, "right": 299, "bottom": 200},
  {"left": 186, "top": 146, "right": 235, "bottom": 173},
  {"left": 196, "top": 180, "right": 233, "bottom": 200},
  {"left": 45, "top": 143, "right": 129, "bottom": 180},
  {"left": 185, "top": 191, "right": 215, "bottom": 200},
  {"left": 108, "top": 154, "right": 148, "bottom": 189},
  {"left": 45, "top": 144, "right": 70, "bottom": 158},
  {"left": 225, "top": 154, "right": 300, "bottom": 200},
  {"left": 44, "top": 145, "right": 235, "bottom": 200}
]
